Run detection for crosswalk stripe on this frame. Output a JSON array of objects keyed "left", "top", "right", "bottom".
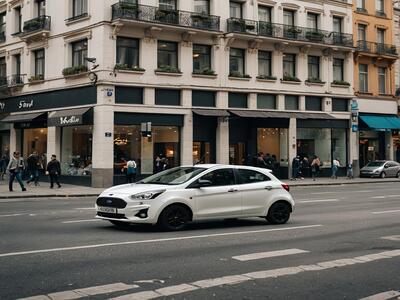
[
  {"left": 110, "top": 249, "right": 400, "bottom": 300},
  {"left": 371, "top": 209, "right": 400, "bottom": 214},
  {"left": 359, "top": 290, "right": 400, "bottom": 300},
  {"left": 232, "top": 248, "right": 309, "bottom": 261},
  {"left": 18, "top": 283, "right": 138, "bottom": 300},
  {"left": 381, "top": 235, "right": 400, "bottom": 241}
]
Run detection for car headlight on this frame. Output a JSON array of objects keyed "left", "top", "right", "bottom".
[
  {"left": 130, "top": 189, "right": 166, "bottom": 200},
  {"left": 373, "top": 169, "right": 380, "bottom": 173}
]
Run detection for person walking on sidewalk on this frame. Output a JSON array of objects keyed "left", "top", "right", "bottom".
[
  {"left": 126, "top": 159, "right": 137, "bottom": 183},
  {"left": 311, "top": 156, "right": 321, "bottom": 181},
  {"left": 347, "top": 161, "right": 354, "bottom": 179},
  {"left": 26, "top": 151, "right": 40, "bottom": 186},
  {"left": 7, "top": 151, "right": 26, "bottom": 192},
  {"left": 46, "top": 155, "right": 61, "bottom": 189},
  {"left": 332, "top": 158, "right": 340, "bottom": 179}
]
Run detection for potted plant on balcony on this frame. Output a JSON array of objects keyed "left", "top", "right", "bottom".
[
  {"left": 23, "top": 19, "right": 42, "bottom": 32},
  {"left": 155, "top": 65, "right": 181, "bottom": 74},
  {"left": 155, "top": 9, "right": 179, "bottom": 24},
  {"left": 257, "top": 74, "right": 277, "bottom": 80},
  {"left": 229, "top": 18, "right": 245, "bottom": 32},
  {"left": 282, "top": 74, "right": 301, "bottom": 82},
  {"left": 305, "top": 30, "right": 325, "bottom": 42},
  {"left": 28, "top": 74, "right": 44, "bottom": 82},
  {"left": 193, "top": 68, "right": 216, "bottom": 76},
  {"left": 284, "top": 26, "right": 301, "bottom": 39},
  {"left": 115, "top": 64, "right": 145, "bottom": 72},
  {"left": 229, "top": 71, "right": 251, "bottom": 78},
  {"left": 245, "top": 22, "right": 256, "bottom": 32},
  {"left": 191, "top": 13, "right": 212, "bottom": 29},
  {"left": 62, "top": 65, "right": 88, "bottom": 77},
  {"left": 305, "top": 77, "right": 325, "bottom": 84},
  {"left": 332, "top": 80, "right": 350, "bottom": 86},
  {"left": 119, "top": 2, "right": 140, "bottom": 18}
]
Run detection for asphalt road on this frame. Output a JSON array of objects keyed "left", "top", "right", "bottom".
[{"left": 0, "top": 182, "right": 399, "bottom": 300}]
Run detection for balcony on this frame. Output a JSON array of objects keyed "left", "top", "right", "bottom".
[
  {"left": 356, "top": 41, "right": 398, "bottom": 57},
  {"left": 111, "top": 2, "right": 220, "bottom": 32},
  {"left": 0, "top": 74, "right": 25, "bottom": 90},
  {"left": 227, "top": 20, "right": 353, "bottom": 48},
  {"left": 20, "top": 15, "right": 51, "bottom": 42}
]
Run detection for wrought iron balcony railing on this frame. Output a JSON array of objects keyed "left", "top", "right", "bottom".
[
  {"left": 0, "top": 74, "right": 26, "bottom": 89},
  {"left": 0, "top": 31, "right": 5, "bottom": 43},
  {"left": 111, "top": 2, "right": 220, "bottom": 32},
  {"left": 21, "top": 15, "right": 51, "bottom": 35},
  {"left": 227, "top": 19, "right": 353, "bottom": 47},
  {"left": 356, "top": 40, "right": 398, "bottom": 56}
]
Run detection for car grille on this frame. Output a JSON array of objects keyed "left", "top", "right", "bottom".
[
  {"left": 96, "top": 197, "right": 127, "bottom": 208},
  {"left": 97, "top": 212, "right": 127, "bottom": 219}
]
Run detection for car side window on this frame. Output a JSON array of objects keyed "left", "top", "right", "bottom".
[
  {"left": 199, "top": 168, "right": 236, "bottom": 187},
  {"left": 236, "top": 169, "right": 270, "bottom": 184}
]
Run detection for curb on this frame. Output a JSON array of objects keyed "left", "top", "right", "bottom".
[
  {"left": 0, "top": 193, "right": 99, "bottom": 199},
  {"left": 289, "top": 179, "right": 399, "bottom": 187}
]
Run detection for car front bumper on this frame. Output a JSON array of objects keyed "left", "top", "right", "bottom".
[{"left": 95, "top": 202, "right": 158, "bottom": 224}]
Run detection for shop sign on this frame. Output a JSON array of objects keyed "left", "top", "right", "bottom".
[
  {"left": 0, "top": 102, "right": 5, "bottom": 110},
  {"left": 18, "top": 100, "right": 34, "bottom": 109},
  {"left": 351, "top": 100, "right": 359, "bottom": 111},
  {"left": 351, "top": 100, "right": 359, "bottom": 132},
  {"left": 105, "top": 132, "right": 112, "bottom": 137},
  {"left": 60, "top": 115, "right": 81, "bottom": 125}
]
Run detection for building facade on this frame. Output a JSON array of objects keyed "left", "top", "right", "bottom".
[
  {"left": 0, "top": 0, "right": 357, "bottom": 187},
  {"left": 353, "top": 0, "right": 399, "bottom": 168}
]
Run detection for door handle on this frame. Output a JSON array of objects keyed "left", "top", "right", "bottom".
[
  {"left": 264, "top": 186, "right": 273, "bottom": 190},
  {"left": 228, "top": 188, "right": 238, "bottom": 193}
]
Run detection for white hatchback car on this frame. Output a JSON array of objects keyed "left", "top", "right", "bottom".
[{"left": 95, "top": 164, "right": 295, "bottom": 231}]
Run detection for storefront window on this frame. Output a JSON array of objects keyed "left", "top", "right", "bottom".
[
  {"left": 193, "top": 142, "right": 211, "bottom": 164},
  {"left": 22, "top": 128, "right": 47, "bottom": 161},
  {"left": 114, "top": 125, "right": 180, "bottom": 176},
  {"left": 297, "top": 128, "right": 332, "bottom": 168},
  {"left": 332, "top": 129, "right": 347, "bottom": 165},
  {"left": 257, "top": 128, "right": 289, "bottom": 167},
  {"left": 61, "top": 126, "right": 93, "bottom": 176}
]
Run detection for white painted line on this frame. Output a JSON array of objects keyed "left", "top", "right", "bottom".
[
  {"left": 298, "top": 199, "right": 339, "bottom": 204},
  {"left": 0, "top": 224, "right": 323, "bottom": 258},
  {"left": 381, "top": 235, "right": 400, "bottom": 241},
  {"left": 0, "top": 213, "right": 26, "bottom": 218},
  {"left": 109, "top": 249, "right": 400, "bottom": 300},
  {"left": 371, "top": 195, "right": 400, "bottom": 199},
  {"left": 359, "top": 290, "right": 400, "bottom": 300},
  {"left": 155, "top": 284, "right": 199, "bottom": 296},
  {"left": 75, "top": 207, "right": 95, "bottom": 210},
  {"left": 62, "top": 219, "right": 101, "bottom": 224},
  {"left": 19, "top": 283, "right": 138, "bottom": 300},
  {"left": 232, "top": 248, "right": 309, "bottom": 262},
  {"left": 371, "top": 209, "right": 400, "bottom": 214}
]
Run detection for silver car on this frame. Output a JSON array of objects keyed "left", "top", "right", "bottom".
[{"left": 360, "top": 160, "right": 400, "bottom": 178}]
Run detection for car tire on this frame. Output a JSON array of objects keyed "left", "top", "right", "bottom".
[
  {"left": 158, "top": 205, "right": 191, "bottom": 231},
  {"left": 266, "top": 202, "right": 291, "bottom": 225},
  {"left": 397, "top": 172, "right": 400, "bottom": 179},
  {"left": 380, "top": 172, "right": 386, "bottom": 179}
]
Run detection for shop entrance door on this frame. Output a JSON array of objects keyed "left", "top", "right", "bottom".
[
  {"left": 22, "top": 128, "right": 48, "bottom": 160},
  {"left": 193, "top": 141, "right": 214, "bottom": 164},
  {"left": 359, "top": 139, "right": 379, "bottom": 167}
]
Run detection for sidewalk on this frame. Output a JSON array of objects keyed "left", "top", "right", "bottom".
[
  {"left": 0, "top": 180, "right": 103, "bottom": 199},
  {"left": 0, "top": 177, "right": 398, "bottom": 199}
]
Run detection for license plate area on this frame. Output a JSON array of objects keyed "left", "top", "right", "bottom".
[{"left": 97, "top": 206, "right": 117, "bottom": 214}]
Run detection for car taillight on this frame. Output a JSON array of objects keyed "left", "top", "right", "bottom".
[{"left": 281, "top": 183, "right": 290, "bottom": 192}]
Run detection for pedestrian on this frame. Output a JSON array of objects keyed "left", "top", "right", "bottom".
[
  {"left": 347, "top": 162, "right": 354, "bottom": 179},
  {"left": 26, "top": 151, "right": 40, "bottom": 186},
  {"left": 291, "top": 156, "right": 300, "bottom": 180},
  {"left": 155, "top": 155, "right": 163, "bottom": 173},
  {"left": 126, "top": 159, "right": 137, "bottom": 183},
  {"left": 301, "top": 157, "right": 310, "bottom": 178},
  {"left": 264, "top": 153, "right": 274, "bottom": 170},
  {"left": 46, "top": 154, "right": 61, "bottom": 189},
  {"left": 7, "top": 151, "right": 26, "bottom": 192},
  {"left": 332, "top": 158, "right": 340, "bottom": 179},
  {"left": 162, "top": 158, "right": 169, "bottom": 171},
  {"left": 272, "top": 154, "right": 279, "bottom": 175},
  {"left": 311, "top": 156, "right": 321, "bottom": 181},
  {"left": 256, "top": 152, "right": 267, "bottom": 168}
]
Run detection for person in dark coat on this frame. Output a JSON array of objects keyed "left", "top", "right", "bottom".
[
  {"left": 26, "top": 151, "right": 40, "bottom": 186},
  {"left": 46, "top": 154, "right": 61, "bottom": 188}
]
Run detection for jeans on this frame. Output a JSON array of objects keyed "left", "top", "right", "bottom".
[
  {"left": 332, "top": 166, "right": 338, "bottom": 178},
  {"left": 9, "top": 171, "right": 25, "bottom": 191},
  {"left": 28, "top": 169, "right": 39, "bottom": 185}
]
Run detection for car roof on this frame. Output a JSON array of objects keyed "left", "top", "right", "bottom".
[{"left": 185, "top": 164, "right": 273, "bottom": 172}]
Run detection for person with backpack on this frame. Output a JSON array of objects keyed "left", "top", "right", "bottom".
[
  {"left": 7, "top": 151, "right": 26, "bottom": 192},
  {"left": 126, "top": 159, "right": 137, "bottom": 183},
  {"left": 46, "top": 154, "right": 61, "bottom": 189}
]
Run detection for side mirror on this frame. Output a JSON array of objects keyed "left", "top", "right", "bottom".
[
  {"left": 384, "top": 164, "right": 389, "bottom": 169},
  {"left": 194, "top": 179, "right": 212, "bottom": 188}
]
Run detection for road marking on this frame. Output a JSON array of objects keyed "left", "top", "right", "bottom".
[
  {"left": 310, "top": 190, "right": 374, "bottom": 195},
  {"left": 359, "top": 290, "right": 400, "bottom": 300},
  {"left": 381, "top": 235, "right": 400, "bottom": 241},
  {"left": 232, "top": 248, "right": 309, "bottom": 262},
  {"left": 371, "top": 195, "right": 400, "bottom": 199},
  {"left": 155, "top": 284, "right": 199, "bottom": 296},
  {"left": 371, "top": 209, "right": 400, "bottom": 214},
  {"left": 109, "top": 249, "right": 400, "bottom": 300},
  {"left": 62, "top": 219, "right": 101, "bottom": 224},
  {"left": 75, "top": 207, "right": 95, "bottom": 210},
  {"left": 18, "top": 283, "right": 138, "bottom": 300},
  {"left": 0, "top": 213, "right": 26, "bottom": 218},
  {"left": 0, "top": 224, "right": 323, "bottom": 258},
  {"left": 298, "top": 199, "right": 339, "bottom": 204}
]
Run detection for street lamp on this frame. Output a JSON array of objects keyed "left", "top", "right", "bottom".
[{"left": 85, "top": 57, "right": 99, "bottom": 85}]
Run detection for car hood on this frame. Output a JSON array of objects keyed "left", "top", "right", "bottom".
[
  {"left": 101, "top": 183, "right": 175, "bottom": 196},
  {"left": 361, "top": 166, "right": 382, "bottom": 172}
]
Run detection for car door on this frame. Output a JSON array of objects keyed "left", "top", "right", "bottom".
[
  {"left": 192, "top": 168, "right": 242, "bottom": 219},
  {"left": 387, "top": 162, "right": 398, "bottom": 177},
  {"left": 235, "top": 168, "right": 277, "bottom": 216}
]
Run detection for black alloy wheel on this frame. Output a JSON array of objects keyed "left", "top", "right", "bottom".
[
  {"left": 266, "top": 202, "right": 291, "bottom": 224},
  {"left": 158, "top": 205, "right": 191, "bottom": 231}
]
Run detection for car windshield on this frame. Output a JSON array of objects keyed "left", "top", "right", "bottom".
[
  {"left": 366, "top": 162, "right": 385, "bottom": 167},
  {"left": 138, "top": 167, "right": 206, "bottom": 185}
]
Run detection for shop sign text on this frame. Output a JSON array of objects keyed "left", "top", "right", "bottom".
[
  {"left": 18, "top": 100, "right": 34, "bottom": 109},
  {"left": 60, "top": 116, "right": 81, "bottom": 125},
  {"left": 0, "top": 102, "right": 5, "bottom": 110}
]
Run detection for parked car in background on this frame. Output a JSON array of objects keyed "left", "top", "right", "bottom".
[
  {"left": 360, "top": 160, "right": 400, "bottom": 178},
  {"left": 95, "top": 164, "right": 294, "bottom": 231}
]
